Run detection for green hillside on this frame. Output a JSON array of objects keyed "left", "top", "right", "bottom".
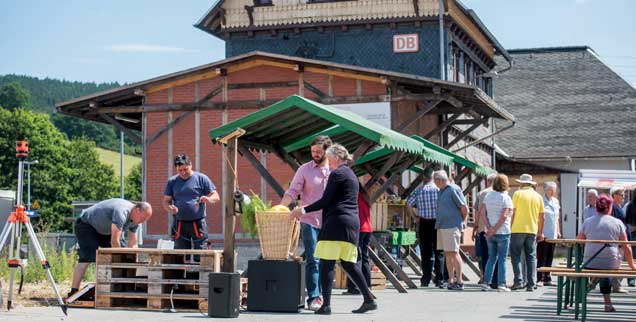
[{"left": 96, "top": 147, "right": 141, "bottom": 178}]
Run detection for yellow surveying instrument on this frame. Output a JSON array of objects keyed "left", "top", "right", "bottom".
[{"left": 0, "top": 140, "right": 68, "bottom": 315}]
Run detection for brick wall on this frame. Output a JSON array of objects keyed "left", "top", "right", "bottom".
[{"left": 142, "top": 64, "right": 389, "bottom": 242}]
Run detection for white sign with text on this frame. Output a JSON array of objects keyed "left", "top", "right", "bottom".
[{"left": 393, "top": 34, "right": 419, "bottom": 53}]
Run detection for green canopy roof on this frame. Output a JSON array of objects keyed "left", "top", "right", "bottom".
[
  {"left": 209, "top": 96, "right": 450, "bottom": 166},
  {"left": 411, "top": 136, "right": 495, "bottom": 177}
]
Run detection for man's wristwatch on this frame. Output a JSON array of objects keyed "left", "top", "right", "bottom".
[{"left": 301, "top": 207, "right": 306, "bottom": 215}]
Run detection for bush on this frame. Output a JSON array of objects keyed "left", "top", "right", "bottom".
[{"left": 0, "top": 245, "right": 92, "bottom": 284}]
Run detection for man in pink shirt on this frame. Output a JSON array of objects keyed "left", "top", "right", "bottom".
[{"left": 280, "top": 135, "right": 332, "bottom": 311}]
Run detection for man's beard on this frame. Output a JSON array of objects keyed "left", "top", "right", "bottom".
[{"left": 313, "top": 155, "right": 325, "bottom": 164}]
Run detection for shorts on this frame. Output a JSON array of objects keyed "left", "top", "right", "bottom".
[
  {"left": 75, "top": 218, "right": 111, "bottom": 263},
  {"left": 437, "top": 227, "right": 461, "bottom": 252}
]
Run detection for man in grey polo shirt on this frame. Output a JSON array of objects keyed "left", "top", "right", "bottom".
[
  {"left": 68, "top": 198, "right": 152, "bottom": 298},
  {"left": 433, "top": 170, "right": 468, "bottom": 291}
]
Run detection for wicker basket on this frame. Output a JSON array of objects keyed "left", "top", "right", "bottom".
[{"left": 255, "top": 210, "right": 300, "bottom": 260}]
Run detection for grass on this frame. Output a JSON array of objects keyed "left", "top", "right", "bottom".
[{"left": 96, "top": 147, "right": 141, "bottom": 178}]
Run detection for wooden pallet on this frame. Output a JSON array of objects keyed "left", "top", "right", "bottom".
[
  {"left": 334, "top": 264, "right": 386, "bottom": 290},
  {"left": 95, "top": 248, "right": 223, "bottom": 311}
]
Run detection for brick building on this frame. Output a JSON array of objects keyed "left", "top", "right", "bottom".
[{"left": 57, "top": 1, "right": 514, "bottom": 243}]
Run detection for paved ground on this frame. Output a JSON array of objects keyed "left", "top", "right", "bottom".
[{"left": 2, "top": 283, "right": 635, "bottom": 322}]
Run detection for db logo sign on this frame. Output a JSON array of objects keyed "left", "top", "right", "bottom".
[{"left": 393, "top": 34, "right": 419, "bottom": 53}]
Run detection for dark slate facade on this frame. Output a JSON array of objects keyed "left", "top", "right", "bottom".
[{"left": 226, "top": 23, "right": 445, "bottom": 79}]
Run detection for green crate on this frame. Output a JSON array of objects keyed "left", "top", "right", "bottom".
[{"left": 388, "top": 229, "right": 416, "bottom": 246}]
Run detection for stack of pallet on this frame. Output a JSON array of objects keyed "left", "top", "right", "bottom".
[{"left": 95, "top": 248, "right": 223, "bottom": 311}]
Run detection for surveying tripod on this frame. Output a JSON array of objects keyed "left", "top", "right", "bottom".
[{"left": 0, "top": 140, "right": 67, "bottom": 315}]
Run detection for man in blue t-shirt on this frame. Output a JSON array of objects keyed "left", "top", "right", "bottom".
[{"left": 163, "top": 154, "right": 219, "bottom": 249}]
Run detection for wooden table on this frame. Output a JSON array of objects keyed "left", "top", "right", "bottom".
[{"left": 545, "top": 238, "right": 636, "bottom": 321}]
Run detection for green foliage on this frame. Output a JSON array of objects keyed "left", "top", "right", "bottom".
[
  {"left": 0, "top": 82, "right": 32, "bottom": 111},
  {"left": 0, "top": 108, "right": 118, "bottom": 232},
  {"left": 240, "top": 192, "right": 269, "bottom": 238},
  {"left": 0, "top": 246, "right": 79, "bottom": 283},
  {"left": 125, "top": 163, "right": 142, "bottom": 201},
  {"left": 0, "top": 74, "right": 140, "bottom": 155}
]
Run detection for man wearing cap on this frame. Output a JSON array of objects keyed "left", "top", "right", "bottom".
[
  {"left": 163, "top": 154, "right": 219, "bottom": 250},
  {"left": 510, "top": 174, "right": 544, "bottom": 291},
  {"left": 407, "top": 167, "right": 444, "bottom": 287}
]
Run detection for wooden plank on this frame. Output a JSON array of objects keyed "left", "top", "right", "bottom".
[
  {"left": 364, "top": 152, "right": 403, "bottom": 191},
  {"left": 459, "top": 249, "right": 481, "bottom": 278},
  {"left": 395, "top": 99, "right": 442, "bottom": 131},
  {"left": 97, "top": 248, "right": 223, "bottom": 255},
  {"left": 422, "top": 113, "right": 463, "bottom": 140},
  {"left": 303, "top": 80, "right": 328, "bottom": 99},
  {"left": 444, "top": 118, "right": 488, "bottom": 149},
  {"left": 401, "top": 173, "right": 425, "bottom": 200},
  {"left": 145, "top": 109, "right": 196, "bottom": 146},
  {"left": 368, "top": 247, "right": 407, "bottom": 293},
  {"left": 371, "top": 239, "right": 418, "bottom": 289},
  {"left": 227, "top": 81, "right": 298, "bottom": 90},
  {"left": 399, "top": 247, "right": 422, "bottom": 276}
]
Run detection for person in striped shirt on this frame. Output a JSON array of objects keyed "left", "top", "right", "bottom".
[{"left": 407, "top": 167, "right": 444, "bottom": 287}]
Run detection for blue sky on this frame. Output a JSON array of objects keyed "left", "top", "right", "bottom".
[{"left": 1, "top": 0, "right": 635, "bottom": 86}]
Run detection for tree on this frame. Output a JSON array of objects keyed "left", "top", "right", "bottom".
[
  {"left": 0, "top": 82, "right": 31, "bottom": 111},
  {"left": 125, "top": 163, "right": 142, "bottom": 201},
  {"left": 0, "top": 108, "right": 118, "bottom": 232}
]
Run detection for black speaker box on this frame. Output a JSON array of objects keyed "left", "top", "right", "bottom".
[
  {"left": 208, "top": 272, "right": 240, "bottom": 318},
  {"left": 247, "top": 260, "right": 306, "bottom": 312}
]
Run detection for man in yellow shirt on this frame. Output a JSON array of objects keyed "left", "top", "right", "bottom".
[{"left": 510, "top": 174, "right": 544, "bottom": 291}]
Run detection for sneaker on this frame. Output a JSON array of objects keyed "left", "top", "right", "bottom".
[
  {"left": 510, "top": 283, "right": 525, "bottom": 291},
  {"left": 628, "top": 281, "right": 636, "bottom": 287},
  {"left": 543, "top": 281, "right": 555, "bottom": 287},
  {"left": 448, "top": 283, "right": 464, "bottom": 291},
  {"left": 446, "top": 282, "right": 456, "bottom": 290},
  {"left": 497, "top": 286, "right": 511, "bottom": 292},
  {"left": 308, "top": 297, "right": 323, "bottom": 311},
  {"left": 526, "top": 286, "right": 534, "bottom": 292}
]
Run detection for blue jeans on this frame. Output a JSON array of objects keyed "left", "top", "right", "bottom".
[
  {"left": 483, "top": 234, "right": 510, "bottom": 287},
  {"left": 510, "top": 233, "right": 537, "bottom": 287},
  {"left": 629, "top": 230, "right": 636, "bottom": 285},
  {"left": 301, "top": 223, "right": 321, "bottom": 300}
]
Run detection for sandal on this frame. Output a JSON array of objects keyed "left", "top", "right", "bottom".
[{"left": 604, "top": 305, "right": 616, "bottom": 312}]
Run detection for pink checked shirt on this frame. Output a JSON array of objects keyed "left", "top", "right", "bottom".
[{"left": 285, "top": 161, "right": 330, "bottom": 228}]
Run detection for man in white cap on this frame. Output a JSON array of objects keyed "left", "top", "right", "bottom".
[{"left": 509, "top": 174, "right": 544, "bottom": 291}]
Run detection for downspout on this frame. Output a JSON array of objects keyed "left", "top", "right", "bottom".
[{"left": 438, "top": 0, "right": 446, "bottom": 80}]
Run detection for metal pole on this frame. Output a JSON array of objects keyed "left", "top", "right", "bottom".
[
  {"left": 120, "top": 130, "right": 124, "bottom": 199},
  {"left": 438, "top": 0, "right": 446, "bottom": 80},
  {"left": 27, "top": 162, "right": 31, "bottom": 210}
]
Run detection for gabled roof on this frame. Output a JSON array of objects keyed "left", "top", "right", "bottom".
[
  {"left": 493, "top": 46, "right": 636, "bottom": 160},
  {"left": 56, "top": 51, "right": 513, "bottom": 130}
]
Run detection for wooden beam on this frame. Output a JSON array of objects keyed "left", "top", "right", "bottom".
[
  {"left": 444, "top": 118, "right": 488, "bottom": 149},
  {"left": 422, "top": 113, "right": 463, "bottom": 140},
  {"left": 396, "top": 99, "right": 442, "bottom": 131},
  {"left": 452, "top": 118, "right": 489, "bottom": 125},
  {"left": 100, "top": 114, "right": 142, "bottom": 145},
  {"left": 364, "top": 152, "right": 403, "bottom": 191},
  {"left": 273, "top": 146, "right": 300, "bottom": 171},
  {"left": 237, "top": 143, "right": 286, "bottom": 198},
  {"left": 392, "top": 93, "right": 463, "bottom": 108},
  {"left": 370, "top": 158, "right": 412, "bottom": 203},
  {"left": 368, "top": 247, "right": 407, "bottom": 293},
  {"left": 351, "top": 139, "right": 377, "bottom": 162},
  {"left": 96, "top": 95, "right": 391, "bottom": 114},
  {"left": 463, "top": 176, "right": 483, "bottom": 195},
  {"left": 146, "top": 110, "right": 196, "bottom": 146},
  {"left": 303, "top": 81, "right": 329, "bottom": 99},
  {"left": 223, "top": 137, "right": 237, "bottom": 272},
  {"left": 227, "top": 81, "right": 298, "bottom": 90},
  {"left": 401, "top": 173, "right": 425, "bottom": 199},
  {"left": 453, "top": 167, "right": 472, "bottom": 184}
]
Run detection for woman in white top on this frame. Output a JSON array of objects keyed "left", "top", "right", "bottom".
[
  {"left": 537, "top": 181, "right": 561, "bottom": 286},
  {"left": 479, "top": 174, "right": 513, "bottom": 292}
]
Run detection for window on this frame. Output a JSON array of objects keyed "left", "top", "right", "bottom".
[{"left": 253, "top": 0, "right": 273, "bottom": 6}]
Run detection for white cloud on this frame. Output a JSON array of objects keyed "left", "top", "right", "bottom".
[{"left": 104, "top": 44, "right": 198, "bottom": 53}]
